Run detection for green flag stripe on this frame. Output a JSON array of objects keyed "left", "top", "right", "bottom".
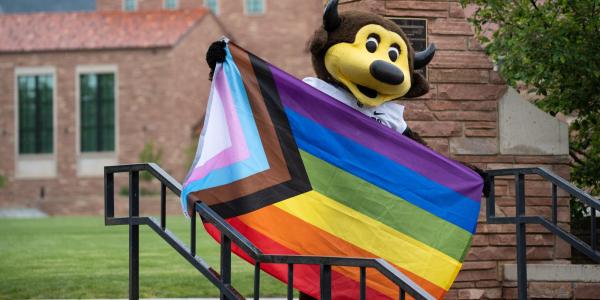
[{"left": 301, "top": 151, "right": 473, "bottom": 261}]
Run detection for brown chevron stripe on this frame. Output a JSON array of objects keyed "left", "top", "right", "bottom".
[{"left": 188, "top": 43, "right": 311, "bottom": 218}]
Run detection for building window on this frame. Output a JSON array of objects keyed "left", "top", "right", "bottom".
[
  {"left": 164, "top": 0, "right": 178, "bottom": 9},
  {"left": 17, "top": 74, "right": 54, "bottom": 154},
  {"left": 245, "top": 0, "right": 265, "bottom": 15},
  {"left": 80, "top": 73, "right": 115, "bottom": 153},
  {"left": 123, "top": 0, "right": 137, "bottom": 11},
  {"left": 204, "top": 0, "right": 218, "bottom": 15}
]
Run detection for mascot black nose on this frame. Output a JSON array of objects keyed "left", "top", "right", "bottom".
[{"left": 370, "top": 60, "right": 404, "bottom": 85}]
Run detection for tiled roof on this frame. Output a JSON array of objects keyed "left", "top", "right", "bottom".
[{"left": 0, "top": 8, "right": 209, "bottom": 52}]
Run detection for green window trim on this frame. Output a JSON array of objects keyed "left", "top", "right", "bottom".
[
  {"left": 80, "top": 73, "right": 116, "bottom": 153},
  {"left": 123, "top": 0, "right": 137, "bottom": 11},
  {"left": 204, "top": 0, "right": 218, "bottom": 15},
  {"left": 17, "top": 74, "right": 54, "bottom": 155},
  {"left": 245, "top": 0, "right": 265, "bottom": 15},
  {"left": 164, "top": 0, "right": 178, "bottom": 9}
]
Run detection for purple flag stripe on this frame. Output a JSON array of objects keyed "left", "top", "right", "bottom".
[{"left": 270, "top": 66, "right": 482, "bottom": 202}]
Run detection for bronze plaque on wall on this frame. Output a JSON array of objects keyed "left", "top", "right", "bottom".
[{"left": 389, "top": 18, "right": 428, "bottom": 78}]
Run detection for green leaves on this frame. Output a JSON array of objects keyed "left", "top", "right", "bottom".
[{"left": 461, "top": 0, "right": 600, "bottom": 197}]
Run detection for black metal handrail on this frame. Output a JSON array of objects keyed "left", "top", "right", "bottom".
[
  {"left": 486, "top": 167, "right": 600, "bottom": 300},
  {"left": 104, "top": 163, "right": 435, "bottom": 300}
]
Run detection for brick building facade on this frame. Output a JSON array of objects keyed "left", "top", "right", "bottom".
[
  {"left": 0, "top": 8, "right": 226, "bottom": 210},
  {"left": 0, "top": 0, "right": 596, "bottom": 299}
]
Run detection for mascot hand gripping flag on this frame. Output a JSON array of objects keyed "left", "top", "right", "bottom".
[{"left": 184, "top": 1, "right": 484, "bottom": 299}]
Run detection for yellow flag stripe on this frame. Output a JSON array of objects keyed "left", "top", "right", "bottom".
[{"left": 273, "top": 191, "right": 462, "bottom": 290}]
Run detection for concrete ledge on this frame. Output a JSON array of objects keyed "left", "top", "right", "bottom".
[
  {"left": 499, "top": 87, "right": 569, "bottom": 155},
  {"left": 504, "top": 264, "right": 600, "bottom": 282}
]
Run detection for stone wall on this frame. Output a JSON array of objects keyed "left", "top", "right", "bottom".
[{"left": 337, "top": 1, "right": 575, "bottom": 299}]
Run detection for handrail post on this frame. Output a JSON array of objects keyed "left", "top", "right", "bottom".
[
  {"left": 551, "top": 183, "right": 557, "bottom": 224},
  {"left": 287, "top": 264, "right": 294, "bottom": 300},
  {"left": 190, "top": 208, "right": 196, "bottom": 257},
  {"left": 515, "top": 174, "right": 527, "bottom": 300},
  {"left": 220, "top": 233, "right": 232, "bottom": 300},
  {"left": 129, "top": 171, "right": 140, "bottom": 300},
  {"left": 360, "top": 267, "right": 366, "bottom": 300},
  {"left": 160, "top": 183, "right": 166, "bottom": 230},
  {"left": 592, "top": 208, "right": 597, "bottom": 251},
  {"left": 104, "top": 171, "right": 114, "bottom": 224},
  {"left": 254, "top": 262, "right": 261, "bottom": 300},
  {"left": 320, "top": 264, "right": 332, "bottom": 300}
]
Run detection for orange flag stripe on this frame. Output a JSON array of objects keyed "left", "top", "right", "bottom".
[{"left": 237, "top": 205, "right": 447, "bottom": 298}]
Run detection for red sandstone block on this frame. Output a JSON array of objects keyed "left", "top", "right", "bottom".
[
  {"left": 404, "top": 109, "right": 436, "bottom": 121},
  {"left": 484, "top": 287, "right": 503, "bottom": 299},
  {"left": 574, "top": 283, "right": 600, "bottom": 299},
  {"left": 449, "top": 2, "right": 465, "bottom": 18},
  {"left": 453, "top": 282, "right": 476, "bottom": 288},
  {"left": 476, "top": 280, "right": 501, "bottom": 288},
  {"left": 476, "top": 223, "right": 515, "bottom": 234},
  {"left": 461, "top": 100, "right": 497, "bottom": 111},
  {"left": 445, "top": 289, "right": 459, "bottom": 300},
  {"left": 431, "top": 52, "right": 494, "bottom": 69},
  {"left": 340, "top": 0, "right": 386, "bottom": 14},
  {"left": 514, "top": 155, "right": 571, "bottom": 164},
  {"left": 437, "top": 83, "right": 506, "bottom": 100},
  {"left": 429, "top": 35, "right": 468, "bottom": 50},
  {"left": 429, "top": 68, "right": 489, "bottom": 83},
  {"left": 430, "top": 19, "right": 473, "bottom": 35},
  {"left": 435, "top": 111, "right": 497, "bottom": 121},
  {"left": 386, "top": 1, "right": 448, "bottom": 11},
  {"left": 554, "top": 237, "right": 571, "bottom": 259},
  {"left": 464, "top": 246, "right": 515, "bottom": 260},
  {"left": 526, "top": 246, "right": 554, "bottom": 260},
  {"left": 410, "top": 121, "right": 463, "bottom": 137},
  {"left": 503, "top": 287, "right": 518, "bottom": 299},
  {"left": 458, "top": 288, "right": 485, "bottom": 299},
  {"left": 426, "top": 100, "right": 462, "bottom": 111},
  {"left": 529, "top": 282, "right": 572, "bottom": 299},
  {"left": 389, "top": 10, "right": 448, "bottom": 18},
  {"left": 403, "top": 102, "right": 436, "bottom": 121},
  {"left": 423, "top": 138, "right": 450, "bottom": 156},
  {"left": 461, "top": 261, "right": 497, "bottom": 270},
  {"left": 524, "top": 196, "right": 570, "bottom": 207},
  {"left": 489, "top": 70, "right": 505, "bottom": 84},
  {"left": 453, "top": 154, "right": 512, "bottom": 163},
  {"left": 465, "top": 128, "right": 497, "bottom": 137},
  {"left": 467, "top": 37, "right": 484, "bottom": 51},
  {"left": 471, "top": 234, "right": 489, "bottom": 246}
]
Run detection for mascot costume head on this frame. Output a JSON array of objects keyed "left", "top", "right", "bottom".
[{"left": 308, "top": 0, "right": 436, "bottom": 108}]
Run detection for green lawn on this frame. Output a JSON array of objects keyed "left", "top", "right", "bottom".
[{"left": 0, "top": 216, "right": 289, "bottom": 299}]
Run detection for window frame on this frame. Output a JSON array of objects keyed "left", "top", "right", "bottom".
[
  {"left": 244, "top": 0, "right": 265, "bottom": 15},
  {"left": 14, "top": 66, "right": 57, "bottom": 179},
  {"left": 163, "top": 0, "right": 179, "bottom": 10},
  {"left": 75, "top": 65, "right": 119, "bottom": 177},
  {"left": 123, "top": 0, "right": 138, "bottom": 11},
  {"left": 203, "top": 0, "right": 219, "bottom": 15}
]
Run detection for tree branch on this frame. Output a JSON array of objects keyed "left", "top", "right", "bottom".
[{"left": 570, "top": 149, "right": 585, "bottom": 166}]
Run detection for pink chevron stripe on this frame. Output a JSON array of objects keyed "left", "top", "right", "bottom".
[{"left": 184, "top": 68, "right": 250, "bottom": 185}]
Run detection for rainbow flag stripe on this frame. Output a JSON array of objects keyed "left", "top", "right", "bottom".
[{"left": 182, "top": 42, "right": 483, "bottom": 299}]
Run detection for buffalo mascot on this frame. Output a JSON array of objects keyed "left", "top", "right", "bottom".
[{"left": 205, "top": 1, "right": 488, "bottom": 299}]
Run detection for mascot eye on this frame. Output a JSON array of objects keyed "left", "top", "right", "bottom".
[
  {"left": 366, "top": 36, "right": 379, "bottom": 53},
  {"left": 388, "top": 46, "right": 400, "bottom": 62}
]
